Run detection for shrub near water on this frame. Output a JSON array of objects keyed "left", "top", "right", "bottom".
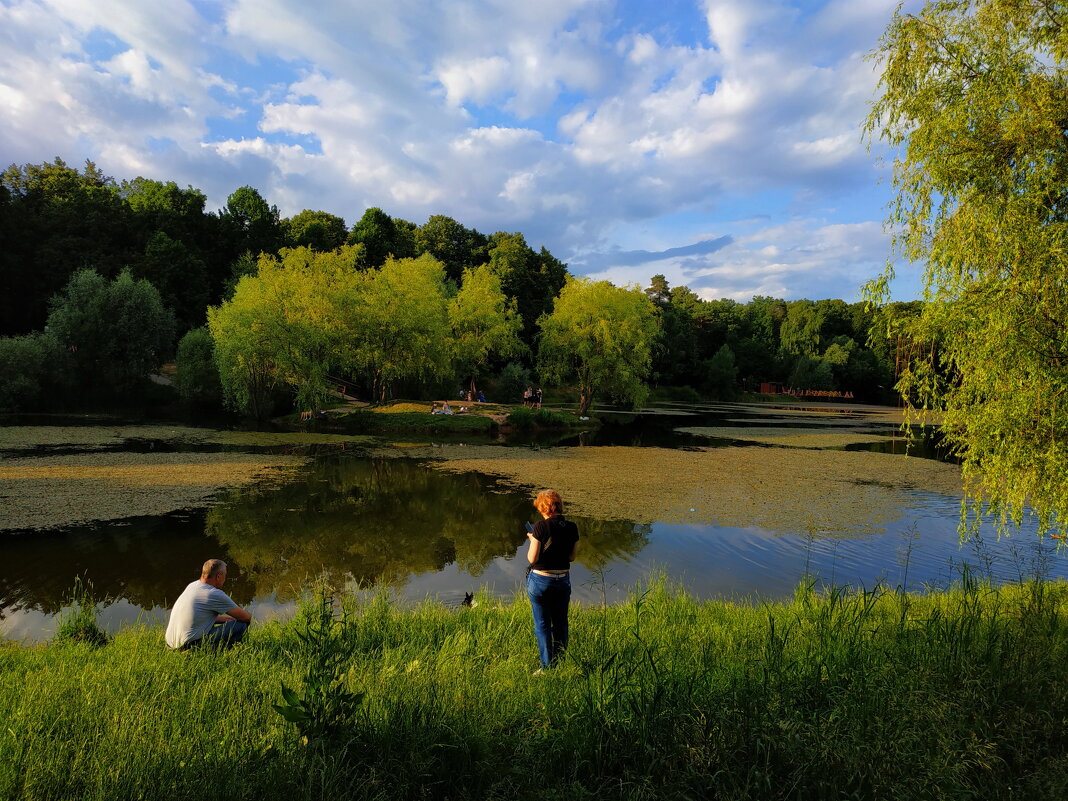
[
  {"left": 52, "top": 577, "right": 109, "bottom": 647},
  {"left": 3, "top": 578, "right": 1068, "bottom": 800},
  {"left": 506, "top": 406, "right": 581, "bottom": 429}
]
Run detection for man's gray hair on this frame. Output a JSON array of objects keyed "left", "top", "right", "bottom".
[{"left": 201, "top": 559, "right": 227, "bottom": 580}]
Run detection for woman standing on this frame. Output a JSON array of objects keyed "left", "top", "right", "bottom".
[{"left": 526, "top": 489, "right": 579, "bottom": 669}]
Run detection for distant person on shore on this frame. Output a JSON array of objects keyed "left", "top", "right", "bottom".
[
  {"left": 525, "top": 490, "right": 579, "bottom": 671},
  {"left": 165, "top": 559, "right": 251, "bottom": 651},
  {"left": 523, "top": 386, "right": 533, "bottom": 407},
  {"left": 477, "top": 390, "right": 486, "bottom": 403},
  {"left": 535, "top": 387, "right": 543, "bottom": 409}
]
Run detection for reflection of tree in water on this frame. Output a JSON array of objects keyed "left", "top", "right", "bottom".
[
  {"left": 207, "top": 457, "right": 650, "bottom": 599},
  {"left": 0, "top": 457, "right": 652, "bottom": 617},
  {"left": 572, "top": 517, "right": 652, "bottom": 570},
  {"left": 0, "top": 511, "right": 212, "bottom": 615}
]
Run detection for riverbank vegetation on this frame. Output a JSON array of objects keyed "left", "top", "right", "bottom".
[
  {"left": 866, "top": 0, "right": 1068, "bottom": 536},
  {"left": 0, "top": 158, "right": 906, "bottom": 426},
  {"left": 3, "top": 577, "right": 1068, "bottom": 800}
]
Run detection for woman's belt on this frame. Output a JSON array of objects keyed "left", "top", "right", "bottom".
[{"left": 531, "top": 569, "right": 569, "bottom": 577}]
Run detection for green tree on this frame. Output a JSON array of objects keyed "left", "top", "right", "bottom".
[
  {"left": 788, "top": 355, "right": 835, "bottom": 392},
  {"left": 207, "top": 275, "right": 280, "bottom": 421},
  {"left": 134, "top": 231, "right": 209, "bottom": 331},
  {"left": 121, "top": 177, "right": 208, "bottom": 242},
  {"left": 120, "top": 176, "right": 233, "bottom": 304},
  {"left": 282, "top": 209, "right": 348, "bottom": 252},
  {"left": 47, "top": 268, "right": 175, "bottom": 395},
  {"left": 642, "top": 276, "right": 700, "bottom": 386},
  {"left": 0, "top": 158, "right": 134, "bottom": 335},
  {"left": 779, "top": 300, "right": 824, "bottom": 357},
  {"left": 221, "top": 185, "right": 281, "bottom": 258},
  {"left": 488, "top": 232, "right": 570, "bottom": 348},
  {"left": 645, "top": 273, "right": 671, "bottom": 305},
  {"left": 0, "top": 332, "right": 58, "bottom": 410},
  {"left": 702, "top": 344, "right": 739, "bottom": 400},
  {"left": 415, "top": 215, "right": 490, "bottom": 282},
  {"left": 538, "top": 278, "right": 657, "bottom": 415},
  {"left": 495, "top": 362, "right": 533, "bottom": 403},
  {"left": 354, "top": 255, "right": 451, "bottom": 401},
  {"left": 348, "top": 207, "right": 413, "bottom": 267},
  {"left": 449, "top": 264, "right": 524, "bottom": 394},
  {"left": 209, "top": 246, "right": 363, "bottom": 415},
  {"left": 866, "top": 0, "right": 1068, "bottom": 534},
  {"left": 174, "top": 326, "right": 222, "bottom": 405}
]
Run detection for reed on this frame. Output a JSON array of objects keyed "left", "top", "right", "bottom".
[{"left": 3, "top": 576, "right": 1068, "bottom": 800}]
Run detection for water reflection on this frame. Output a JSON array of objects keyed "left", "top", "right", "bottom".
[
  {"left": 3, "top": 444, "right": 1065, "bottom": 644},
  {"left": 0, "top": 457, "right": 650, "bottom": 630},
  {"left": 0, "top": 511, "right": 212, "bottom": 616}
]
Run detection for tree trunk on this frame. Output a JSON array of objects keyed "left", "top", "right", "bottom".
[{"left": 579, "top": 388, "right": 592, "bottom": 416}]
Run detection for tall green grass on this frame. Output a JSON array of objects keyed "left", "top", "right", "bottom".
[{"left": 4, "top": 576, "right": 1068, "bottom": 800}]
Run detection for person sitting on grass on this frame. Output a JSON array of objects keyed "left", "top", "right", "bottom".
[
  {"left": 165, "top": 559, "right": 251, "bottom": 651},
  {"left": 477, "top": 390, "right": 486, "bottom": 403}
]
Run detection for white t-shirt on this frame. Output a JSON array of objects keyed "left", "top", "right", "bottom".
[{"left": 165, "top": 580, "right": 239, "bottom": 649}]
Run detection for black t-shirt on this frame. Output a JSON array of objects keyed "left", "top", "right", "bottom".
[{"left": 530, "top": 516, "right": 579, "bottom": 571}]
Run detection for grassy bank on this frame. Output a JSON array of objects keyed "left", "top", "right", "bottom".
[
  {"left": 337, "top": 401, "right": 498, "bottom": 433},
  {"left": 4, "top": 578, "right": 1068, "bottom": 800}
]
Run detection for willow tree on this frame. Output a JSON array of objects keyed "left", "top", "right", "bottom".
[
  {"left": 449, "top": 264, "right": 524, "bottom": 396},
  {"left": 866, "top": 0, "right": 1068, "bottom": 536},
  {"left": 208, "top": 245, "right": 362, "bottom": 417},
  {"left": 354, "top": 254, "right": 451, "bottom": 401},
  {"left": 538, "top": 278, "right": 657, "bottom": 415}
]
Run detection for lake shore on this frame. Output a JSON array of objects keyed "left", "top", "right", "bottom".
[
  {"left": 0, "top": 402, "right": 959, "bottom": 534},
  {"left": 3, "top": 578, "right": 1066, "bottom": 800}
]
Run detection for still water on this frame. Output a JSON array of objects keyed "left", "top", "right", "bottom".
[{"left": 2, "top": 404, "right": 1065, "bottom": 642}]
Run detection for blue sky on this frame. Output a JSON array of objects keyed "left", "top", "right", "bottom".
[{"left": 0, "top": 0, "right": 924, "bottom": 302}]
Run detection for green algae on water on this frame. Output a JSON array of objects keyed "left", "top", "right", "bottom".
[
  {"left": 676, "top": 426, "right": 896, "bottom": 448},
  {"left": 399, "top": 443, "right": 963, "bottom": 536},
  {"left": 0, "top": 451, "right": 306, "bottom": 531}
]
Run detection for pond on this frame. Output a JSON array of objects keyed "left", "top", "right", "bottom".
[{"left": 2, "top": 402, "right": 1064, "bottom": 642}]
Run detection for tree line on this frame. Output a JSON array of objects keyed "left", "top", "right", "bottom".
[{"left": 0, "top": 157, "right": 908, "bottom": 415}]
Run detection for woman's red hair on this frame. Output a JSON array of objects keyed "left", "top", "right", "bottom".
[{"left": 534, "top": 489, "right": 563, "bottom": 516}]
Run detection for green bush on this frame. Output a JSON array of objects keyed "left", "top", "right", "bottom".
[
  {"left": 507, "top": 406, "right": 581, "bottom": 429},
  {"left": 0, "top": 332, "right": 59, "bottom": 410},
  {"left": 46, "top": 268, "right": 175, "bottom": 397},
  {"left": 174, "top": 326, "right": 222, "bottom": 405},
  {"left": 53, "top": 577, "right": 109, "bottom": 648}
]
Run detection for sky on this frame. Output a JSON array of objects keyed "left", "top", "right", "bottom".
[{"left": 0, "top": 0, "right": 925, "bottom": 303}]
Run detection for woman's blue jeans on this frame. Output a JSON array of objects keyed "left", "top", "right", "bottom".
[{"left": 526, "top": 572, "right": 571, "bottom": 667}]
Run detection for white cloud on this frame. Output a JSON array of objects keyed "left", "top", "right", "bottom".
[
  {"left": 0, "top": 0, "right": 918, "bottom": 299},
  {"left": 580, "top": 219, "right": 890, "bottom": 302}
]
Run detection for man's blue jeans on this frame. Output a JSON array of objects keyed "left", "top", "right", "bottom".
[
  {"left": 526, "top": 572, "right": 571, "bottom": 667},
  {"left": 187, "top": 619, "right": 248, "bottom": 651}
]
